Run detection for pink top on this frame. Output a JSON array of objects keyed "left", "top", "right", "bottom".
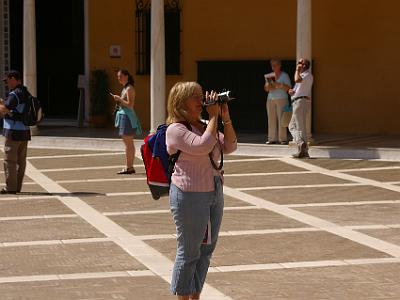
[{"left": 166, "top": 123, "right": 237, "bottom": 192}]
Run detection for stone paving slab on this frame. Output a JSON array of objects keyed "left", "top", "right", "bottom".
[
  {"left": 0, "top": 242, "right": 146, "bottom": 276},
  {"left": 44, "top": 168, "right": 146, "bottom": 181},
  {"left": 0, "top": 184, "right": 48, "bottom": 194},
  {"left": 27, "top": 148, "right": 115, "bottom": 157},
  {"left": 295, "top": 203, "right": 400, "bottom": 226},
  {"left": 225, "top": 155, "right": 267, "bottom": 160},
  {"left": 224, "top": 173, "right": 350, "bottom": 188},
  {"left": 111, "top": 209, "right": 307, "bottom": 236},
  {"left": 0, "top": 217, "right": 104, "bottom": 243},
  {"left": 246, "top": 185, "right": 400, "bottom": 205},
  {"left": 0, "top": 173, "right": 34, "bottom": 183},
  {"left": 30, "top": 155, "right": 142, "bottom": 170},
  {"left": 224, "top": 160, "right": 306, "bottom": 174},
  {"left": 146, "top": 232, "right": 389, "bottom": 266},
  {"left": 305, "top": 158, "right": 400, "bottom": 170},
  {"left": 110, "top": 213, "right": 175, "bottom": 235},
  {"left": 3, "top": 147, "right": 400, "bottom": 299},
  {"left": 60, "top": 181, "right": 148, "bottom": 194},
  {"left": 83, "top": 194, "right": 251, "bottom": 213},
  {"left": 84, "top": 195, "right": 171, "bottom": 212},
  {"left": 0, "top": 198, "right": 72, "bottom": 217},
  {"left": 0, "top": 276, "right": 175, "bottom": 300},
  {"left": 0, "top": 173, "right": 35, "bottom": 184},
  {"left": 220, "top": 209, "right": 307, "bottom": 232},
  {"left": 347, "top": 169, "right": 400, "bottom": 182},
  {"left": 358, "top": 228, "right": 400, "bottom": 246},
  {"left": 207, "top": 263, "right": 400, "bottom": 300}
]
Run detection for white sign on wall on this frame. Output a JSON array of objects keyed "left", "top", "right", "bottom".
[{"left": 109, "top": 45, "right": 121, "bottom": 58}]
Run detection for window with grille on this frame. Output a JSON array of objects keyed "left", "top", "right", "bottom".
[{"left": 135, "top": 0, "right": 181, "bottom": 75}]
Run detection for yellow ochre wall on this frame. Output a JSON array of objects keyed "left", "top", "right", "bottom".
[
  {"left": 88, "top": 0, "right": 400, "bottom": 135},
  {"left": 313, "top": 0, "right": 400, "bottom": 135},
  {"left": 88, "top": 0, "right": 296, "bottom": 131}
]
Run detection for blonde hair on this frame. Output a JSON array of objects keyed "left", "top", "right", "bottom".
[{"left": 166, "top": 81, "right": 202, "bottom": 125}]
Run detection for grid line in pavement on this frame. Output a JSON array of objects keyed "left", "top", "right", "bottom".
[
  {"left": 223, "top": 186, "right": 400, "bottom": 257},
  {"left": 3, "top": 147, "right": 400, "bottom": 299},
  {"left": 0, "top": 270, "right": 154, "bottom": 284},
  {"left": 24, "top": 160, "right": 233, "bottom": 300}
]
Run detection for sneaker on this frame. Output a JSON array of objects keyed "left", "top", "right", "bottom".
[
  {"left": 292, "top": 152, "right": 303, "bottom": 158},
  {"left": 292, "top": 152, "right": 311, "bottom": 159},
  {"left": 280, "top": 141, "right": 289, "bottom": 145},
  {"left": 266, "top": 141, "right": 277, "bottom": 145}
]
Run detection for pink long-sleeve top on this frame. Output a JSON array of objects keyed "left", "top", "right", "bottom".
[{"left": 166, "top": 123, "right": 237, "bottom": 192}]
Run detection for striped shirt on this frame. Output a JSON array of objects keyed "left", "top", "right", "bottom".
[{"left": 166, "top": 123, "right": 237, "bottom": 192}]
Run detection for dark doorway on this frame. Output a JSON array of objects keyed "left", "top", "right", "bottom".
[
  {"left": 198, "top": 60, "right": 296, "bottom": 133},
  {"left": 9, "top": 0, "right": 84, "bottom": 118}
]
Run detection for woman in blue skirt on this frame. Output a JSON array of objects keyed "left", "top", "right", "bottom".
[{"left": 111, "top": 69, "right": 142, "bottom": 174}]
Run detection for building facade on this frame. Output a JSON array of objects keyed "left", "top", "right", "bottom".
[{"left": 4, "top": 0, "right": 400, "bottom": 135}]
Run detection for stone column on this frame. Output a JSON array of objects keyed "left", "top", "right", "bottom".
[
  {"left": 84, "top": 0, "right": 90, "bottom": 123},
  {"left": 23, "top": 0, "right": 37, "bottom": 97},
  {"left": 296, "top": 0, "right": 312, "bottom": 139},
  {"left": 150, "top": 0, "right": 166, "bottom": 132},
  {"left": 23, "top": 0, "right": 38, "bottom": 135}
]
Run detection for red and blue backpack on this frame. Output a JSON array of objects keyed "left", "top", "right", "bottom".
[
  {"left": 140, "top": 122, "right": 190, "bottom": 200},
  {"left": 141, "top": 121, "right": 224, "bottom": 200}
]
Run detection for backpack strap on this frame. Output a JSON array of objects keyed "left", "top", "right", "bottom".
[
  {"left": 167, "top": 121, "right": 192, "bottom": 181},
  {"left": 7, "top": 91, "right": 23, "bottom": 121},
  {"left": 9, "top": 91, "right": 20, "bottom": 105}
]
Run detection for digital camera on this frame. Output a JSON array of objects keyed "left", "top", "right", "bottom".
[{"left": 203, "top": 91, "right": 235, "bottom": 107}]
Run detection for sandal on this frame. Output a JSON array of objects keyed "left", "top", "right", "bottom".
[{"left": 117, "top": 167, "right": 136, "bottom": 175}]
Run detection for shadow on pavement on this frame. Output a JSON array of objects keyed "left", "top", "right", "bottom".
[{"left": 15, "top": 191, "right": 105, "bottom": 197}]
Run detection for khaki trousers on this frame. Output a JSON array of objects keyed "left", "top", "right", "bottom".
[
  {"left": 266, "top": 99, "right": 288, "bottom": 142},
  {"left": 289, "top": 98, "right": 311, "bottom": 151},
  {"left": 3, "top": 139, "right": 28, "bottom": 192}
]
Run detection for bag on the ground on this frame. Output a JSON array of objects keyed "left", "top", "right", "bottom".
[
  {"left": 140, "top": 122, "right": 190, "bottom": 200},
  {"left": 281, "top": 104, "right": 293, "bottom": 128},
  {"left": 11, "top": 91, "right": 44, "bottom": 126}
]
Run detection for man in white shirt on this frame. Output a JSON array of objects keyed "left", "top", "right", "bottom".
[{"left": 288, "top": 59, "right": 313, "bottom": 158}]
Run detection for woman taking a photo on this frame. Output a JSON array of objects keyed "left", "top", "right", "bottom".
[
  {"left": 111, "top": 69, "right": 142, "bottom": 174},
  {"left": 166, "top": 82, "right": 237, "bottom": 300}
]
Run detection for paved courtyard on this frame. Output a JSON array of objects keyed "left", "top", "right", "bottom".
[{"left": 0, "top": 146, "right": 400, "bottom": 299}]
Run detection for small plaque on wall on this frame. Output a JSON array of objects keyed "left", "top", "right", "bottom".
[{"left": 109, "top": 45, "right": 121, "bottom": 58}]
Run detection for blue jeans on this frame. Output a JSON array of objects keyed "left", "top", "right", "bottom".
[{"left": 169, "top": 177, "right": 224, "bottom": 296}]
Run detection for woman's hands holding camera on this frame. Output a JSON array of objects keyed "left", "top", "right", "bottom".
[
  {"left": 205, "top": 91, "right": 219, "bottom": 118},
  {"left": 203, "top": 90, "right": 235, "bottom": 140},
  {"left": 204, "top": 91, "right": 231, "bottom": 122}
]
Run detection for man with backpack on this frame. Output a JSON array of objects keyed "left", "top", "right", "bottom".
[{"left": 0, "top": 70, "right": 31, "bottom": 194}]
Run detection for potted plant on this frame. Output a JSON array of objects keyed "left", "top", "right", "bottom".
[{"left": 89, "top": 69, "right": 111, "bottom": 127}]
